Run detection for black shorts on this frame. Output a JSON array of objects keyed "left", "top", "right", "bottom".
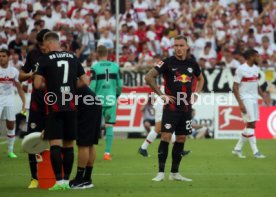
[
  {"left": 27, "top": 110, "right": 45, "bottom": 133},
  {"left": 143, "top": 119, "right": 155, "bottom": 126},
  {"left": 27, "top": 92, "right": 46, "bottom": 133},
  {"left": 161, "top": 109, "right": 192, "bottom": 135},
  {"left": 44, "top": 111, "right": 77, "bottom": 140},
  {"left": 77, "top": 104, "right": 102, "bottom": 146}
]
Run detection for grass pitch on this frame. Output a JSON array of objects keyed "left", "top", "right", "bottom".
[{"left": 0, "top": 138, "right": 275, "bottom": 197}]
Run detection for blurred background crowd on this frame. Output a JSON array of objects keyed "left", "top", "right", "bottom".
[{"left": 0, "top": 0, "right": 275, "bottom": 73}]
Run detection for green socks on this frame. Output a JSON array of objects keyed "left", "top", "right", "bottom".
[{"left": 105, "top": 126, "right": 114, "bottom": 153}]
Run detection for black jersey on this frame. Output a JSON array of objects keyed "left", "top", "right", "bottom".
[
  {"left": 155, "top": 56, "right": 201, "bottom": 112},
  {"left": 36, "top": 51, "right": 85, "bottom": 113},
  {"left": 22, "top": 46, "right": 43, "bottom": 73},
  {"left": 21, "top": 46, "right": 45, "bottom": 112}
]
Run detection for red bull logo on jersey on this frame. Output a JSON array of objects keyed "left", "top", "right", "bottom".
[{"left": 174, "top": 74, "right": 192, "bottom": 83}]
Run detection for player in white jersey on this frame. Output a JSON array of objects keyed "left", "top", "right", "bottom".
[
  {"left": 0, "top": 49, "right": 25, "bottom": 158},
  {"left": 138, "top": 86, "right": 190, "bottom": 157},
  {"left": 232, "top": 49, "right": 267, "bottom": 159}
]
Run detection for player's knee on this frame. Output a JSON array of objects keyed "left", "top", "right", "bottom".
[
  {"left": 161, "top": 133, "right": 171, "bottom": 142},
  {"left": 63, "top": 140, "right": 74, "bottom": 148},
  {"left": 6, "top": 121, "right": 14, "bottom": 130},
  {"left": 175, "top": 135, "right": 186, "bottom": 142},
  {"left": 247, "top": 122, "right": 255, "bottom": 129}
]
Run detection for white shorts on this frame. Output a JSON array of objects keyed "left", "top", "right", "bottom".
[
  {"left": 241, "top": 99, "right": 259, "bottom": 122},
  {"left": 0, "top": 105, "right": 16, "bottom": 121},
  {"left": 154, "top": 97, "right": 164, "bottom": 122}
]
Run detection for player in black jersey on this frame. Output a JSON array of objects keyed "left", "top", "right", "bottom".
[
  {"left": 34, "top": 32, "right": 88, "bottom": 191},
  {"left": 19, "top": 29, "right": 50, "bottom": 189},
  {"left": 69, "top": 86, "right": 102, "bottom": 189},
  {"left": 145, "top": 35, "right": 204, "bottom": 182}
]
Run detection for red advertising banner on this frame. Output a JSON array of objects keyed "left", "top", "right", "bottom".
[{"left": 255, "top": 107, "right": 276, "bottom": 139}]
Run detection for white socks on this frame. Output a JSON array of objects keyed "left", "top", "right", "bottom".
[
  {"left": 248, "top": 136, "right": 259, "bottom": 154},
  {"left": 234, "top": 134, "right": 247, "bottom": 151},
  {"left": 141, "top": 130, "right": 158, "bottom": 149},
  {"left": 235, "top": 128, "right": 259, "bottom": 154},
  {"left": 7, "top": 129, "right": 15, "bottom": 153}
]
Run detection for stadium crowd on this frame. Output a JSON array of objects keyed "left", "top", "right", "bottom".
[{"left": 0, "top": 0, "right": 275, "bottom": 72}]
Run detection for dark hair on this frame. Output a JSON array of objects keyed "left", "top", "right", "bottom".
[
  {"left": 243, "top": 49, "right": 258, "bottom": 60},
  {"left": 43, "top": 32, "right": 59, "bottom": 42},
  {"left": 174, "top": 35, "right": 187, "bottom": 42},
  {"left": 36, "top": 29, "right": 51, "bottom": 43},
  {"left": 0, "top": 48, "right": 10, "bottom": 56}
]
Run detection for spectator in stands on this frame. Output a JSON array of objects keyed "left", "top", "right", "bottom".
[
  {"left": 8, "top": 33, "right": 23, "bottom": 57},
  {"left": 123, "top": 25, "right": 139, "bottom": 54},
  {"left": 221, "top": 48, "right": 240, "bottom": 69},
  {"left": 138, "top": 44, "right": 154, "bottom": 71},
  {"left": 97, "top": 9, "right": 116, "bottom": 37},
  {"left": 198, "top": 42, "right": 217, "bottom": 68},
  {"left": 42, "top": 6, "right": 56, "bottom": 30},
  {"left": 257, "top": 36, "right": 274, "bottom": 62},
  {"left": 121, "top": 13, "right": 138, "bottom": 30},
  {"left": 133, "top": 0, "right": 149, "bottom": 22},
  {"left": 0, "top": 10, "right": 18, "bottom": 30},
  {"left": 97, "top": 29, "right": 114, "bottom": 51},
  {"left": 8, "top": 53, "right": 23, "bottom": 70},
  {"left": 161, "top": 29, "right": 173, "bottom": 56},
  {"left": 262, "top": 91, "right": 276, "bottom": 106}
]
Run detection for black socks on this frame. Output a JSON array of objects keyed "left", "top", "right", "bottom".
[{"left": 158, "top": 141, "right": 169, "bottom": 172}]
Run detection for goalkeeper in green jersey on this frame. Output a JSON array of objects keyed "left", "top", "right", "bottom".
[{"left": 90, "top": 45, "right": 123, "bottom": 161}]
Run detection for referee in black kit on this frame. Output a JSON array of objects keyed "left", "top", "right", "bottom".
[
  {"left": 145, "top": 35, "right": 204, "bottom": 182},
  {"left": 34, "top": 32, "right": 88, "bottom": 191},
  {"left": 19, "top": 29, "right": 50, "bottom": 189}
]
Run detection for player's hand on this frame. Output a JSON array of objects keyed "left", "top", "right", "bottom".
[
  {"left": 160, "top": 94, "right": 176, "bottom": 104},
  {"left": 21, "top": 105, "right": 26, "bottom": 115},
  {"left": 239, "top": 102, "right": 247, "bottom": 114}
]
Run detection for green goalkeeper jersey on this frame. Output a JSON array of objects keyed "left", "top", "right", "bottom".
[{"left": 90, "top": 60, "right": 123, "bottom": 107}]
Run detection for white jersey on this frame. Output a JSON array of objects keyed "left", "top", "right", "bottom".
[
  {"left": 233, "top": 63, "right": 259, "bottom": 100},
  {"left": 0, "top": 65, "right": 19, "bottom": 107},
  {"left": 0, "top": 65, "right": 19, "bottom": 96}
]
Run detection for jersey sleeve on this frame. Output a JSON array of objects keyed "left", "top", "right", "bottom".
[
  {"left": 76, "top": 60, "right": 85, "bottom": 77},
  {"left": 154, "top": 58, "right": 169, "bottom": 74},
  {"left": 116, "top": 66, "right": 123, "bottom": 96},
  {"left": 193, "top": 61, "right": 201, "bottom": 77},
  {"left": 14, "top": 68, "right": 20, "bottom": 82},
  {"left": 233, "top": 67, "right": 243, "bottom": 84},
  {"left": 89, "top": 65, "right": 97, "bottom": 92},
  {"left": 35, "top": 57, "right": 46, "bottom": 76},
  {"left": 21, "top": 52, "right": 34, "bottom": 73}
]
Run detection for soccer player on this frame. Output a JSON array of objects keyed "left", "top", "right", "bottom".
[
  {"left": 90, "top": 45, "right": 123, "bottom": 161},
  {"left": 232, "top": 49, "right": 266, "bottom": 159},
  {"left": 34, "top": 32, "right": 88, "bottom": 190},
  {"left": 19, "top": 28, "right": 50, "bottom": 189},
  {"left": 144, "top": 35, "right": 204, "bottom": 181},
  {"left": 0, "top": 48, "right": 25, "bottom": 158},
  {"left": 69, "top": 86, "right": 102, "bottom": 189},
  {"left": 138, "top": 90, "right": 191, "bottom": 157}
]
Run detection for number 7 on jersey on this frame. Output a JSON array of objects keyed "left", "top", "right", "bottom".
[{"left": 57, "top": 60, "right": 69, "bottom": 84}]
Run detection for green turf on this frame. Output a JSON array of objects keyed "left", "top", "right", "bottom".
[{"left": 0, "top": 138, "right": 275, "bottom": 197}]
